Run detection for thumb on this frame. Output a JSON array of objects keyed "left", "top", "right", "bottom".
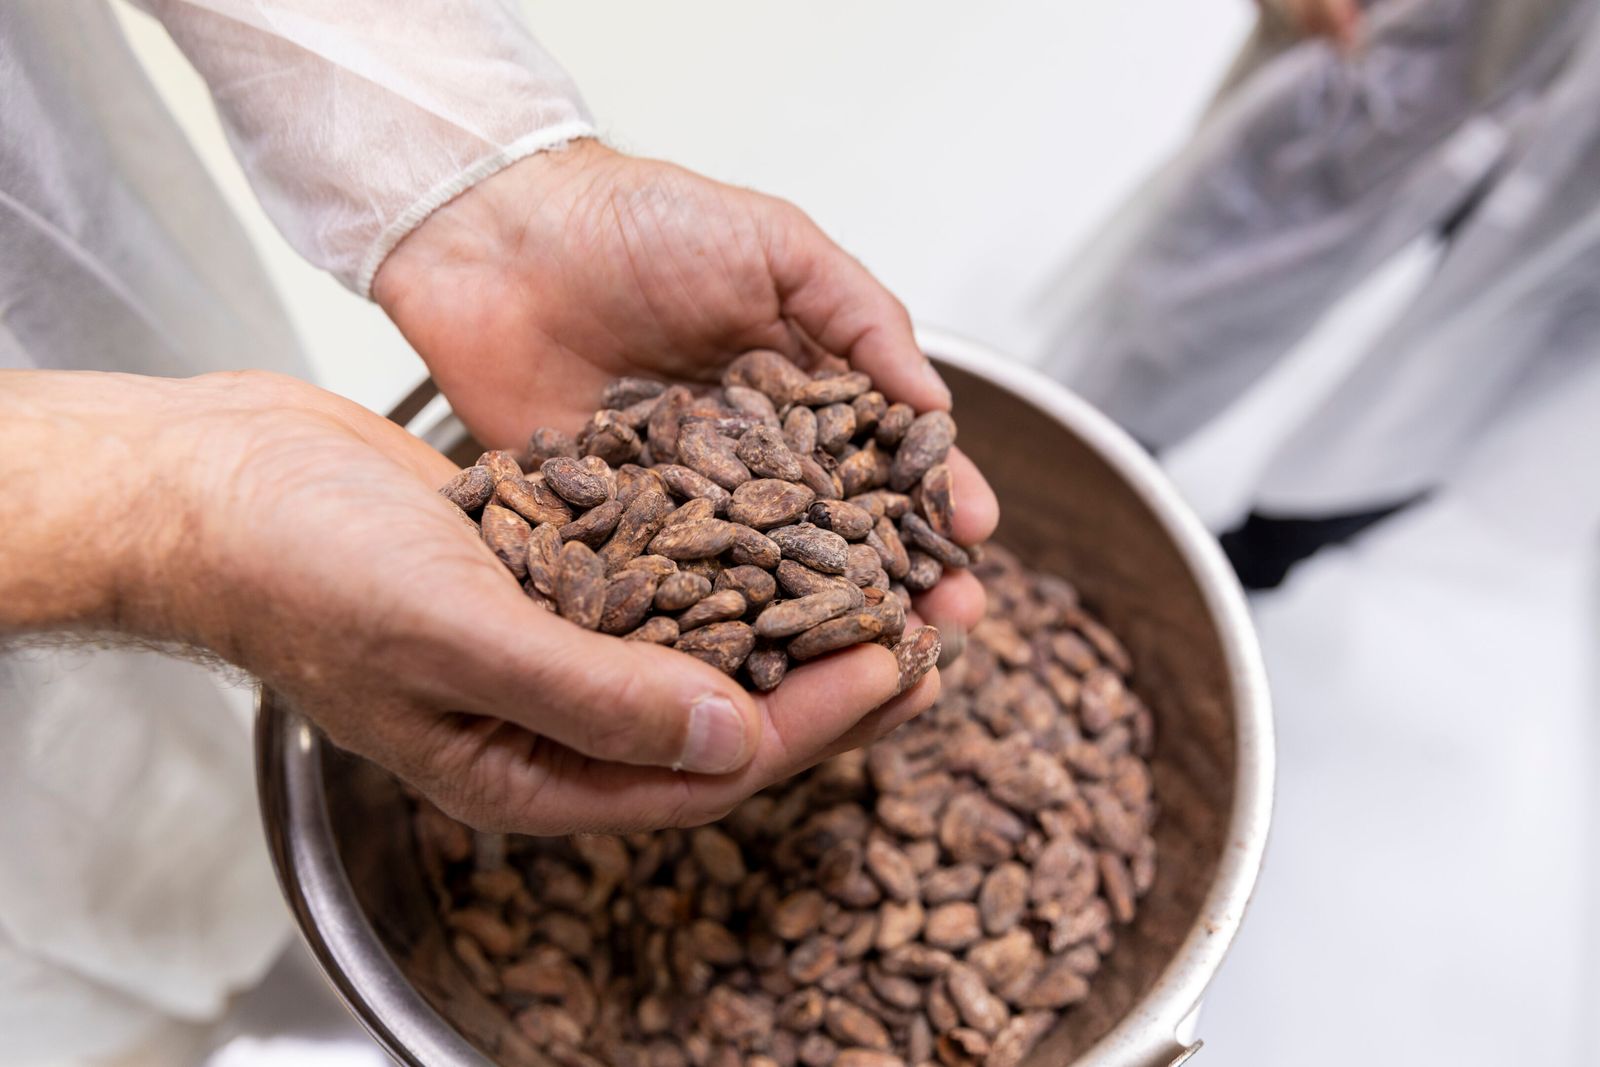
[{"left": 449, "top": 587, "right": 763, "bottom": 774}]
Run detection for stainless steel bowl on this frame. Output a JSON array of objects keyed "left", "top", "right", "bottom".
[{"left": 257, "top": 328, "right": 1273, "bottom": 1067}]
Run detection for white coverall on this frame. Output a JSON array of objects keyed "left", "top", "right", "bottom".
[
  {"left": 0, "top": 2, "right": 591, "bottom": 1061},
  {"left": 1045, "top": 0, "right": 1600, "bottom": 1062}
]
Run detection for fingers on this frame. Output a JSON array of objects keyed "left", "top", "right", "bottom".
[
  {"left": 912, "top": 568, "right": 986, "bottom": 636},
  {"left": 764, "top": 202, "right": 951, "bottom": 412},
  {"left": 427, "top": 642, "right": 905, "bottom": 834},
  {"left": 428, "top": 581, "right": 764, "bottom": 775},
  {"left": 946, "top": 447, "right": 1000, "bottom": 547}
]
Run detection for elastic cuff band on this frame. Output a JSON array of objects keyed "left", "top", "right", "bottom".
[{"left": 353, "top": 119, "right": 598, "bottom": 298}]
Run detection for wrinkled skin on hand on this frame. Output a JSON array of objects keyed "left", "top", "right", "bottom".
[{"left": 66, "top": 371, "right": 943, "bottom": 835}]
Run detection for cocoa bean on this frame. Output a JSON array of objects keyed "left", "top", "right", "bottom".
[
  {"left": 888, "top": 412, "right": 955, "bottom": 492},
  {"left": 525, "top": 522, "right": 563, "bottom": 597},
  {"left": 900, "top": 513, "right": 970, "bottom": 569},
  {"left": 789, "top": 614, "right": 885, "bottom": 662},
  {"left": 736, "top": 425, "right": 804, "bottom": 481},
  {"left": 715, "top": 565, "right": 777, "bottom": 609},
  {"left": 917, "top": 464, "right": 955, "bottom": 539},
  {"left": 892, "top": 627, "right": 941, "bottom": 694},
  {"left": 527, "top": 428, "right": 581, "bottom": 466},
  {"left": 729, "top": 525, "right": 783, "bottom": 569},
  {"left": 723, "top": 350, "right": 811, "bottom": 405},
  {"left": 650, "top": 519, "right": 739, "bottom": 560},
  {"left": 678, "top": 590, "right": 748, "bottom": 632},
  {"left": 747, "top": 647, "right": 789, "bottom": 691},
  {"left": 604, "top": 377, "right": 668, "bottom": 410},
  {"left": 561, "top": 497, "right": 626, "bottom": 548},
  {"left": 481, "top": 504, "right": 532, "bottom": 578},
  {"left": 729, "top": 479, "right": 816, "bottom": 529},
  {"left": 657, "top": 464, "right": 733, "bottom": 511},
  {"left": 544, "top": 457, "right": 611, "bottom": 508},
  {"left": 601, "top": 570, "right": 660, "bottom": 635},
  {"left": 794, "top": 371, "right": 871, "bottom": 406},
  {"left": 679, "top": 425, "right": 752, "bottom": 491},
  {"left": 770, "top": 524, "right": 849, "bottom": 574},
  {"left": 783, "top": 405, "right": 819, "bottom": 455},
  {"left": 755, "top": 586, "right": 864, "bottom": 640},
  {"left": 814, "top": 404, "right": 857, "bottom": 454},
  {"left": 676, "top": 622, "right": 756, "bottom": 675},
  {"left": 441, "top": 465, "right": 495, "bottom": 512},
  {"left": 556, "top": 541, "right": 606, "bottom": 629},
  {"left": 600, "top": 489, "right": 674, "bottom": 573}
]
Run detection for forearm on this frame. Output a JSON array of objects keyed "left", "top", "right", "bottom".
[{"left": 0, "top": 371, "right": 202, "bottom": 640}]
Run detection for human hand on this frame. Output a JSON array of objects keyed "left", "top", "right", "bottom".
[
  {"left": 1259, "top": 0, "right": 1364, "bottom": 49},
  {"left": 0, "top": 370, "right": 938, "bottom": 834},
  {"left": 371, "top": 141, "right": 999, "bottom": 639}
]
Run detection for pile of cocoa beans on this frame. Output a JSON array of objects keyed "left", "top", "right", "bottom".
[
  {"left": 437, "top": 351, "right": 977, "bottom": 693},
  {"left": 416, "top": 546, "right": 1159, "bottom": 1067}
]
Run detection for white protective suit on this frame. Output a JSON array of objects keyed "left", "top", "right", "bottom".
[
  {"left": 0, "top": 1, "right": 591, "bottom": 1061},
  {"left": 1045, "top": 0, "right": 1600, "bottom": 1063}
]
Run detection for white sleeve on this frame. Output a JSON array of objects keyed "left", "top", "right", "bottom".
[{"left": 133, "top": 0, "right": 596, "bottom": 296}]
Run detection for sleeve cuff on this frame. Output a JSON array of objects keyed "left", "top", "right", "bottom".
[{"left": 353, "top": 119, "right": 597, "bottom": 299}]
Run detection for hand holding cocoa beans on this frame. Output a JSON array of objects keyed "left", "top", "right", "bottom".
[{"left": 442, "top": 350, "right": 985, "bottom": 694}]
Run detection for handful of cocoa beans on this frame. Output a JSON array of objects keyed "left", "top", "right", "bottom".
[
  {"left": 417, "top": 546, "right": 1159, "bottom": 1067},
  {"left": 438, "top": 350, "right": 974, "bottom": 693}
]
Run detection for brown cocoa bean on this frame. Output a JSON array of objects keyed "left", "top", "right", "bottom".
[
  {"left": 776, "top": 560, "right": 855, "bottom": 598},
  {"left": 728, "top": 524, "right": 783, "bottom": 569},
  {"left": 796, "top": 453, "right": 843, "bottom": 501},
  {"left": 603, "top": 376, "right": 668, "bottom": 410},
  {"left": 581, "top": 410, "right": 643, "bottom": 465},
  {"left": 823, "top": 998, "right": 890, "bottom": 1051},
  {"left": 755, "top": 586, "right": 863, "bottom": 640},
  {"left": 746, "top": 647, "right": 789, "bottom": 691},
  {"left": 837, "top": 441, "right": 890, "bottom": 497},
  {"left": 524, "top": 522, "right": 563, "bottom": 597},
  {"left": 646, "top": 385, "right": 694, "bottom": 463},
  {"left": 543, "top": 457, "right": 611, "bottom": 508},
  {"left": 649, "top": 519, "right": 738, "bottom": 560},
  {"left": 917, "top": 464, "right": 955, "bottom": 539},
  {"left": 679, "top": 425, "right": 752, "bottom": 491},
  {"left": 600, "top": 488, "right": 674, "bottom": 573},
  {"left": 794, "top": 371, "right": 871, "bottom": 406},
  {"left": 527, "top": 428, "right": 580, "bottom": 466},
  {"left": 789, "top": 613, "right": 884, "bottom": 661},
  {"left": 863, "top": 838, "right": 918, "bottom": 902},
  {"left": 556, "top": 541, "right": 606, "bottom": 629},
  {"left": 977, "top": 863, "right": 1029, "bottom": 936},
  {"left": 985, "top": 1013, "right": 1056, "bottom": 1067},
  {"left": 903, "top": 551, "right": 942, "bottom": 593},
  {"left": 723, "top": 350, "right": 812, "bottom": 405},
  {"left": 770, "top": 524, "right": 849, "bottom": 574},
  {"left": 946, "top": 964, "right": 1008, "bottom": 1037},
  {"left": 805, "top": 499, "right": 875, "bottom": 541},
  {"left": 678, "top": 589, "right": 748, "bottom": 632},
  {"left": 783, "top": 405, "right": 819, "bottom": 455},
  {"left": 561, "top": 497, "right": 625, "bottom": 547},
  {"left": 729, "top": 479, "right": 816, "bottom": 529},
  {"left": 724, "top": 385, "right": 781, "bottom": 426},
  {"left": 867, "top": 517, "right": 911, "bottom": 580},
  {"left": 600, "top": 569, "right": 660, "bottom": 635},
  {"left": 496, "top": 472, "right": 574, "bottom": 526},
  {"left": 892, "top": 627, "right": 941, "bottom": 694},
  {"left": 814, "top": 404, "right": 857, "bottom": 454},
  {"left": 715, "top": 565, "right": 777, "bottom": 609},
  {"left": 657, "top": 464, "right": 733, "bottom": 511},
  {"left": 441, "top": 465, "right": 495, "bottom": 512},
  {"left": 850, "top": 391, "right": 887, "bottom": 435},
  {"left": 625, "top": 616, "right": 680, "bottom": 645},
  {"left": 900, "top": 513, "right": 969, "bottom": 569},
  {"left": 924, "top": 903, "right": 982, "bottom": 951},
  {"left": 481, "top": 504, "right": 532, "bottom": 578},
  {"left": 888, "top": 411, "right": 955, "bottom": 491},
  {"left": 676, "top": 621, "right": 756, "bottom": 675},
  {"left": 736, "top": 425, "right": 804, "bottom": 481},
  {"left": 844, "top": 544, "right": 886, "bottom": 589},
  {"left": 655, "top": 571, "right": 713, "bottom": 611}
]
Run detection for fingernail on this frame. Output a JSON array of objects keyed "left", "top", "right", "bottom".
[
  {"left": 680, "top": 694, "right": 749, "bottom": 774},
  {"left": 921, "top": 360, "right": 953, "bottom": 407}
]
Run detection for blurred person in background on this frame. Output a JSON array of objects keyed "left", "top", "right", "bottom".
[
  {"left": 0, "top": 2, "right": 997, "bottom": 1063},
  {"left": 1046, "top": 0, "right": 1599, "bottom": 1062}
]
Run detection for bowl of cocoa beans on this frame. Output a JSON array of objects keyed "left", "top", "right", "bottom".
[{"left": 257, "top": 328, "right": 1273, "bottom": 1067}]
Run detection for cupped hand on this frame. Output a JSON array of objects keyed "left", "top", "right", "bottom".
[
  {"left": 371, "top": 141, "right": 999, "bottom": 638},
  {"left": 93, "top": 371, "right": 937, "bottom": 833}
]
